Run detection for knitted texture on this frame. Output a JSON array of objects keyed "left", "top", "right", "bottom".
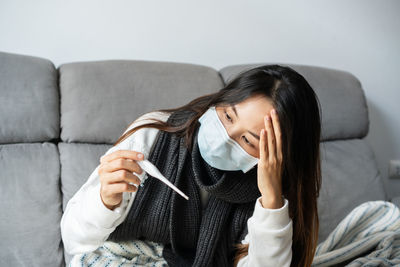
[{"left": 106, "top": 110, "right": 261, "bottom": 266}]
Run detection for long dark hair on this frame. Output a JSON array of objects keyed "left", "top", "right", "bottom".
[{"left": 113, "top": 64, "right": 322, "bottom": 267}]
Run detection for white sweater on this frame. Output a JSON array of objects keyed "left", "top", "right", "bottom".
[{"left": 60, "top": 111, "right": 293, "bottom": 267}]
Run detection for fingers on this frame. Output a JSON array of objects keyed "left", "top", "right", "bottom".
[
  {"left": 270, "top": 109, "right": 283, "bottom": 162},
  {"left": 100, "top": 157, "right": 143, "bottom": 175},
  {"left": 265, "top": 114, "right": 276, "bottom": 163},
  {"left": 100, "top": 170, "right": 142, "bottom": 185},
  {"left": 100, "top": 150, "right": 144, "bottom": 164},
  {"left": 103, "top": 182, "right": 138, "bottom": 196},
  {"left": 261, "top": 109, "right": 282, "bottom": 164},
  {"left": 259, "top": 128, "right": 267, "bottom": 160}
]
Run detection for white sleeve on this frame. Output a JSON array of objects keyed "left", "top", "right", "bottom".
[
  {"left": 236, "top": 196, "right": 293, "bottom": 267},
  {"left": 60, "top": 111, "right": 171, "bottom": 255}
]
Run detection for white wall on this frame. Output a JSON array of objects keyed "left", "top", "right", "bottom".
[{"left": 1, "top": 0, "right": 399, "bottom": 199}]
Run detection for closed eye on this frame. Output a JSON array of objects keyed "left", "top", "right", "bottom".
[
  {"left": 224, "top": 111, "right": 232, "bottom": 122},
  {"left": 223, "top": 108, "right": 255, "bottom": 149},
  {"left": 242, "top": 136, "right": 254, "bottom": 147}
]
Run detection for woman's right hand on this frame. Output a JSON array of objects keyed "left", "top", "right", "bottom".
[{"left": 98, "top": 150, "right": 145, "bottom": 210}]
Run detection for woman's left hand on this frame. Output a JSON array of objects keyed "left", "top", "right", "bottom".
[{"left": 257, "top": 108, "right": 284, "bottom": 209}]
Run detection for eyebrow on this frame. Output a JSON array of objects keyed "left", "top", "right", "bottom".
[{"left": 230, "top": 104, "right": 260, "bottom": 141}]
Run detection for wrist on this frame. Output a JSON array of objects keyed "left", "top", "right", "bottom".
[
  {"left": 261, "top": 195, "right": 284, "bottom": 209},
  {"left": 105, "top": 203, "right": 120, "bottom": 210},
  {"left": 100, "top": 193, "right": 121, "bottom": 211}
]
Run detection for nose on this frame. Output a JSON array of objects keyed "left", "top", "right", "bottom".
[
  {"left": 216, "top": 109, "right": 241, "bottom": 141},
  {"left": 220, "top": 121, "right": 238, "bottom": 140}
]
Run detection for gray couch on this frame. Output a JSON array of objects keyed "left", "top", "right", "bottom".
[{"left": 0, "top": 50, "right": 397, "bottom": 267}]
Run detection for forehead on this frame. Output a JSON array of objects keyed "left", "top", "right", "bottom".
[{"left": 234, "top": 95, "right": 274, "bottom": 128}]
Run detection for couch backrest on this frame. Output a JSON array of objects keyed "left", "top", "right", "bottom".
[
  {"left": 0, "top": 51, "right": 387, "bottom": 267},
  {"left": 58, "top": 60, "right": 224, "bottom": 144}
]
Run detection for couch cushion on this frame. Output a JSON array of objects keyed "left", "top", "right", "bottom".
[
  {"left": 59, "top": 142, "right": 111, "bottom": 212},
  {"left": 219, "top": 63, "right": 369, "bottom": 141},
  {"left": 317, "top": 139, "right": 386, "bottom": 243},
  {"left": 58, "top": 142, "right": 112, "bottom": 266},
  {"left": 0, "top": 143, "right": 63, "bottom": 267},
  {"left": 0, "top": 51, "right": 59, "bottom": 144},
  {"left": 391, "top": 196, "right": 400, "bottom": 209},
  {"left": 59, "top": 60, "right": 224, "bottom": 144}
]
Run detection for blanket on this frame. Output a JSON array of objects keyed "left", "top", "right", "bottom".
[
  {"left": 312, "top": 200, "right": 400, "bottom": 266},
  {"left": 69, "top": 240, "right": 168, "bottom": 267}
]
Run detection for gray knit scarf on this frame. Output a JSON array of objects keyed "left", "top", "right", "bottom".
[{"left": 106, "top": 110, "right": 261, "bottom": 266}]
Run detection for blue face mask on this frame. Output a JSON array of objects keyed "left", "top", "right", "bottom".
[{"left": 197, "top": 106, "right": 259, "bottom": 173}]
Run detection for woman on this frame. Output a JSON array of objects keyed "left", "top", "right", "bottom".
[{"left": 61, "top": 64, "right": 322, "bottom": 267}]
